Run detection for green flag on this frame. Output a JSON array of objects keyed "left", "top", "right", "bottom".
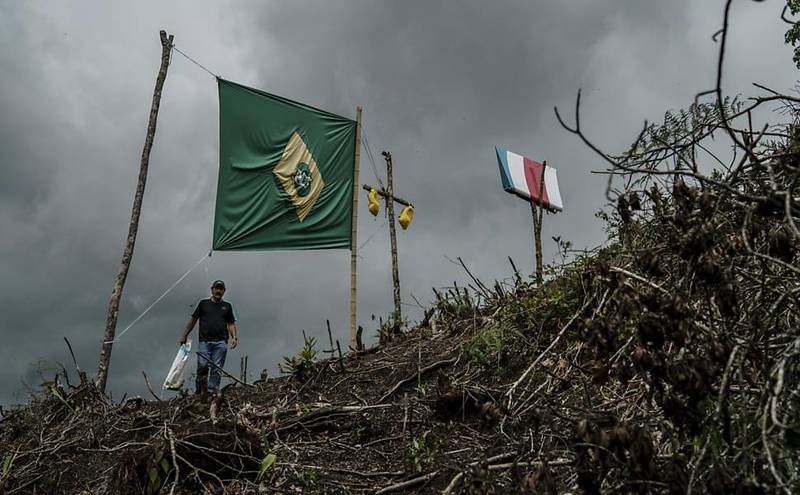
[{"left": 213, "top": 79, "right": 357, "bottom": 251}]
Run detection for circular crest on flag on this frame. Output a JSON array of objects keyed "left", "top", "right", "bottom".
[{"left": 294, "top": 162, "right": 313, "bottom": 197}]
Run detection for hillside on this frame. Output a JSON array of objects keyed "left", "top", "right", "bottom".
[
  {"left": 0, "top": 265, "right": 592, "bottom": 494},
  {"left": 2, "top": 148, "right": 800, "bottom": 494},
  {"left": 5, "top": 29, "right": 800, "bottom": 495}
]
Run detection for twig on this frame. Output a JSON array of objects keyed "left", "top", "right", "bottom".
[
  {"left": 509, "top": 256, "right": 522, "bottom": 285},
  {"left": 196, "top": 351, "right": 253, "bottom": 387},
  {"left": 456, "top": 257, "right": 492, "bottom": 299},
  {"left": 402, "top": 393, "right": 409, "bottom": 436},
  {"left": 165, "top": 424, "right": 179, "bottom": 495},
  {"left": 505, "top": 297, "right": 592, "bottom": 409},
  {"left": 141, "top": 371, "right": 162, "bottom": 401},
  {"left": 336, "top": 340, "right": 346, "bottom": 372},
  {"left": 326, "top": 320, "right": 334, "bottom": 355},
  {"left": 609, "top": 266, "right": 669, "bottom": 294},
  {"left": 63, "top": 337, "right": 80, "bottom": 372}
]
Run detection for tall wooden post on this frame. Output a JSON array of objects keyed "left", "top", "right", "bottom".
[
  {"left": 362, "top": 159, "right": 412, "bottom": 344},
  {"left": 96, "top": 30, "right": 173, "bottom": 393},
  {"left": 382, "top": 151, "right": 402, "bottom": 328},
  {"left": 530, "top": 161, "right": 546, "bottom": 286},
  {"left": 350, "top": 106, "right": 363, "bottom": 350}
]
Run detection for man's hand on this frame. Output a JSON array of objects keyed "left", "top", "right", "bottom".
[
  {"left": 180, "top": 317, "right": 197, "bottom": 346},
  {"left": 228, "top": 322, "right": 239, "bottom": 349}
]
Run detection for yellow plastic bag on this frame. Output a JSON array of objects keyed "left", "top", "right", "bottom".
[
  {"left": 368, "top": 188, "right": 380, "bottom": 216},
  {"left": 399, "top": 205, "right": 414, "bottom": 230}
]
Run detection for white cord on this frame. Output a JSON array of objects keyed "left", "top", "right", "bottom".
[{"left": 105, "top": 251, "right": 212, "bottom": 344}]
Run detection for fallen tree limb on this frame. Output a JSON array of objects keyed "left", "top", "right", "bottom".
[
  {"left": 277, "top": 462, "right": 403, "bottom": 478},
  {"left": 442, "top": 452, "right": 517, "bottom": 494},
  {"left": 378, "top": 358, "right": 457, "bottom": 404},
  {"left": 442, "top": 456, "right": 572, "bottom": 494},
  {"left": 488, "top": 458, "right": 571, "bottom": 470},
  {"left": 277, "top": 404, "right": 393, "bottom": 432},
  {"left": 375, "top": 470, "right": 439, "bottom": 494}
]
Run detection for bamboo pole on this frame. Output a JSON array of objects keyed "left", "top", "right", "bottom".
[
  {"left": 350, "top": 106, "right": 363, "bottom": 350},
  {"left": 382, "top": 151, "right": 402, "bottom": 331},
  {"left": 96, "top": 30, "right": 173, "bottom": 393}
]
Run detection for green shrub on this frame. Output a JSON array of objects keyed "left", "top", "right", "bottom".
[
  {"left": 280, "top": 334, "right": 319, "bottom": 381},
  {"left": 462, "top": 322, "right": 524, "bottom": 376},
  {"left": 408, "top": 433, "right": 434, "bottom": 473}
]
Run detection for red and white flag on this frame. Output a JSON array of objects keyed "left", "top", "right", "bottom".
[{"left": 495, "top": 147, "right": 563, "bottom": 211}]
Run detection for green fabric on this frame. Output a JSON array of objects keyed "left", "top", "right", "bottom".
[{"left": 213, "top": 79, "right": 357, "bottom": 251}]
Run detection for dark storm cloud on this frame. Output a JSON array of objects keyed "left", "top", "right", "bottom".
[{"left": 0, "top": 1, "right": 795, "bottom": 405}]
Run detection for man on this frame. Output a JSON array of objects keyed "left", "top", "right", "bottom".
[{"left": 179, "top": 280, "right": 238, "bottom": 395}]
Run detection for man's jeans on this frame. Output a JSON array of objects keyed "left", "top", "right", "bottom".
[{"left": 196, "top": 340, "right": 228, "bottom": 394}]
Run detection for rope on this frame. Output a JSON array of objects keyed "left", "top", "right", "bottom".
[
  {"left": 361, "top": 128, "right": 384, "bottom": 190},
  {"left": 171, "top": 45, "right": 220, "bottom": 79},
  {"left": 106, "top": 251, "right": 212, "bottom": 344},
  {"left": 357, "top": 218, "right": 389, "bottom": 257}
]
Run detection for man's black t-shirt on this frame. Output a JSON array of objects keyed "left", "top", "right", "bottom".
[{"left": 191, "top": 298, "right": 236, "bottom": 342}]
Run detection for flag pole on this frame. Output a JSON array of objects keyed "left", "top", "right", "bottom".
[
  {"left": 96, "top": 30, "right": 174, "bottom": 394},
  {"left": 530, "top": 160, "right": 546, "bottom": 285},
  {"left": 350, "top": 106, "right": 363, "bottom": 350}
]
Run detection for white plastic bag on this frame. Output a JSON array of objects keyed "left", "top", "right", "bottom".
[{"left": 163, "top": 340, "right": 192, "bottom": 390}]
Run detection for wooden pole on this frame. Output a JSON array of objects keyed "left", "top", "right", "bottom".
[
  {"left": 96, "top": 30, "right": 173, "bottom": 393},
  {"left": 530, "top": 161, "right": 546, "bottom": 286},
  {"left": 382, "top": 151, "right": 402, "bottom": 331},
  {"left": 361, "top": 173, "right": 414, "bottom": 343},
  {"left": 350, "top": 106, "right": 363, "bottom": 350},
  {"left": 361, "top": 184, "right": 412, "bottom": 207}
]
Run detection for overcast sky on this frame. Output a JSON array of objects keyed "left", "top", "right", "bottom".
[{"left": 1, "top": 1, "right": 797, "bottom": 406}]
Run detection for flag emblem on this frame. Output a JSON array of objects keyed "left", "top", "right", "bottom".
[
  {"left": 294, "top": 163, "right": 312, "bottom": 196},
  {"left": 273, "top": 132, "right": 325, "bottom": 221}
]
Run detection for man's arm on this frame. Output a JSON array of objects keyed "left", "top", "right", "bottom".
[
  {"left": 179, "top": 317, "right": 198, "bottom": 344},
  {"left": 227, "top": 322, "right": 238, "bottom": 349}
]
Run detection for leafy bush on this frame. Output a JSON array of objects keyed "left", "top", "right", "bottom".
[
  {"left": 279, "top": 334, "right": 319, "bottom": 381},
  {"left": 408, "top": 433, "right": 434, "bottom": 473}
]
